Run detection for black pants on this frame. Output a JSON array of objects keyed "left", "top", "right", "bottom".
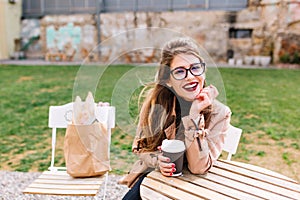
[{"left": 122, "top": 173, "right": 148, "bottom": 200}]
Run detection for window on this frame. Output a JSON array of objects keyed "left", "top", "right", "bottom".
[
  {"left": 22, "top": 0, "right": 248, "bottom": 18},
  {"left": 229, "top": 28, "right": 252, "bottom": 39}
]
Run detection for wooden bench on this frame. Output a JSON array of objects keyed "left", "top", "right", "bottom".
[{"left": 23, "top": 170, "right": 107, "bottom": 196}]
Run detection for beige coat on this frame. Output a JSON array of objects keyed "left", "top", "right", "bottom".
[{"left": 118, "top": 99, "right": 231, "bottom": 187}]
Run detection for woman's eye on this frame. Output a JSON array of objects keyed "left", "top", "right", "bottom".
[
  {"left": 191, "top": 65, "right": 200, "bottom": 70},
  {"left": 174, "top": 68, "right": 185, "bottom": 74}
]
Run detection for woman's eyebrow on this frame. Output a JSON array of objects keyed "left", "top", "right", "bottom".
[{"left": 173, "top": 63, "right": 198, "bottom": 69}]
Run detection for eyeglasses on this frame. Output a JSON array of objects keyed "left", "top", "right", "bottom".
[{"left": 170, "top": 62, "right": 206, "bottom": 80}]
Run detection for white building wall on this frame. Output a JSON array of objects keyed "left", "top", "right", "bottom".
[{"left": 0, "top": 0, "right": 22, "bottom": 60}]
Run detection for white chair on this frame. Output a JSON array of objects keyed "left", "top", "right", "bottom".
[
  {"left": 48, "top": 102, "right": 115, "bottom": 171},
  {"left": 222, "top": 125, "right": 242, "bottom": 160},
  {"left": 23, "top": 102, "right": 115, "bottom": 197}
]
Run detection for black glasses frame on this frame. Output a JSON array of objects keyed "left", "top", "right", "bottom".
[{"left": 170, "top": 62, "right": 206, "bottom": 80}]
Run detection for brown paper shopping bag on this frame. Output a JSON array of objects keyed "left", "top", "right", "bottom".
[{"left": 64, "top": 122, "right": 111, "bottom": 177}]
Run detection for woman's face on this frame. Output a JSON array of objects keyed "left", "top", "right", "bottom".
[{"left": 168, "top": 54, "right": 205, "bottom": 101}]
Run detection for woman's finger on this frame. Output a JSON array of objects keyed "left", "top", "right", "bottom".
[
  {"left": 157, "top": 146, "right": 162, "bottom": 152},
  {"left": 158, "top": 154, "right": 170, "bottom": 163},
  {"left": 196, "top": 92, "right": 208, "bottom": 101},
  {"left": 159, "top": 162, "right": 176, "bottom": 176},
  {"left": 158, "top": 154, "right": 176, "bottom": 176},
  {"left": 201, "top": 85, "right": 218, "bottom": 100},
  {"left": 159, "top": 162, "right": 172, "bottom": 169}
]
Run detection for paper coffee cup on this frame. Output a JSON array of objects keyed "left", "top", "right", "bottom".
[{"left": 161, "top": 139, "right": 185, "bottom": 176}]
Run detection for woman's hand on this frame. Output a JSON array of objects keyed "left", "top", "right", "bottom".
[
  {"left": 157, "top": 146, "right": 176, "bottom": 176},
  {"left": 189, "top": 85, "right": 219, "bottom": 116},
  {"left": 158, "top": 154, "right": 176, "bottom": 176}
]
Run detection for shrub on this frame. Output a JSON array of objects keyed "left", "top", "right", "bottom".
[
  {"left": 279, "top": 53, "right": 290, "bottom": 63},
  {"left": 291, "top": 51, "right": 300, "bottom": 64},
  {"left": 279, "top": 51, "right": 300, "bottom": 64}
]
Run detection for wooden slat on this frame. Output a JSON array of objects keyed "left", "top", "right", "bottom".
[
  {"left": 27, "top": 183, "right": 101, "bottom": 190},
  {"left": 38, "top": 174, "right": 103, "bottom": 182},
  {"left": 42, "top": 170, "right": 71, "bottom": 176},
  {"left": 40, "top": 171, "right": 104, "bottom": 180},
  {"left": 141, "top": 186, "right": 173, "bottom": 200},
  {"left": 147, "top": 171, "right": 234, "bottom": 200},
  {"left": 215, "top": 161, "right": 300, "bottom": 194},
  {"left": 33, "top": 179, "right": 103, "bottom": 185},
  {"left": 202, "top": 170, "right": 292, "bottom": 200},
  {"left": 211, "top": 165, "right": 300, "bottom": 199},
  {"left": 141, "top": 177, "right": 204, "bottom": 200},
  {"left": 220, "top": 160, "right": 299, "bottom": 184},
  {"left": 23, "top": 188, "right": 98, "bottom": 196},
  {"left": 23, "top": 171, "right": 105, "bottom": 196},
  {"left": 178, "top": 173, "right": 263, "bottom": 200}
]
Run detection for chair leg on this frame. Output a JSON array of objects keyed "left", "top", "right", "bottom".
[
  {"left": 227, "top": 153, "right": 232, "bottom": 161},
  {"left": 49, "top": 128, "right": 57, "bottom": 171},
  {"left": 102, "top": 172, "right": 109, "bottom": 200}
]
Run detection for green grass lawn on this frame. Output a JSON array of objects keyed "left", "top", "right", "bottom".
[
  {"left": 223, "top": 68, "right": 300, "bottom": 139},
  {"left": 0, "top": 64, "right": 299, "bottom": 180}
]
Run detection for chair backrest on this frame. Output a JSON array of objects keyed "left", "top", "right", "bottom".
[
  {"left": 223, "top": 125, "right": 242, "bottom": 160},
  {"left": 49, "top": 102, "right": 73, "bottom": 129},
  {"left": 49, "top": 102, "right": 115, "bottom": 129}
]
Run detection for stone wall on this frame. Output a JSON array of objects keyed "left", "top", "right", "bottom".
[
  {"left": 39, "top": 14, "right": 97, "bottom": 61},
  {"left": 21, "top": 0, "right": 300, "bottom": 65},
  {"left": 99, "top": 11, "right": 229, "bottom": 63}
]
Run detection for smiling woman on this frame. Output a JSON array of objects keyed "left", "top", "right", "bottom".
[{"left": 119, "top": 37, "right": 231, "bottom": 200}]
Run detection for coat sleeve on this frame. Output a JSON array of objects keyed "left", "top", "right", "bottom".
[
  {"left": 131, "top": 126, "right": 160, "bottom": 169},
  {"left": 182, "top": 101, "right": 231, "bottom": 174},
  {"left": 118, "top": 128, "right": 159, "bottom": 188}
]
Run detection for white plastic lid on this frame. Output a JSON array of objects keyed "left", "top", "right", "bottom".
[{"left": 161, "top": 139, "right": 185, "bottom": 153}]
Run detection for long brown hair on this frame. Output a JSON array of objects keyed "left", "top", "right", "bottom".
[{"left": 137, "top": 38, "right": 212, "bottom": 152}]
